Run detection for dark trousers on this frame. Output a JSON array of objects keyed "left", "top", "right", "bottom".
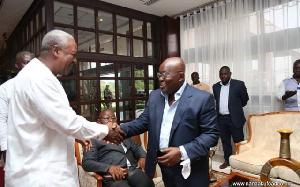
[
  {"left": 104, "top": 168, "right": 154, "bottom": 187},
  {"left": 218, "top": 115, "right": 244, "bottom": 163},
  {"left": 158, "top": 157, "right": 209, "bottom": 187}
]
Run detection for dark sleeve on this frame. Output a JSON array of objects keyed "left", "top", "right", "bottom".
[
  {"left": 128, "top": 138, "right": 146, "bottom": 160},
  {"left": 82, "top": 139, "right": 111, "bottom": 173},
  {"left": 240, "top": 81, "right": 249, "bottom": 107}
]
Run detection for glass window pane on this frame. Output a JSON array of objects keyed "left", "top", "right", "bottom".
[
  {"left": 148, "top": 65, "right": 154, "bottom": 77},
  {"left": 134, "top": 65, "right": 145, "bottom": 77},
  {"left": 133, "top": 39, "right": 143, "bottom": 57},
  {"left": 118, "top": 64, "right": 131, "bottom": 77},
  {"left": 147, "top": 41, "right": 158, "bottom": 58},
  {"left": 147, "top": 22, "right": 152, "bottom": 39},
  {"left": 149, "top": 80, "right": 154, "bottom": 94},
  {"left": 135, "top": 80, "right": 145, "bottom": 97},
  {"left": 116, "top": 15, "right": 129, "bottom": 34},
  {"left": 136, "top": 100, "right": 146, "bottom": 110},
  {"left": 61, "top": 80, "right": 77, "bottom": 102},
  {"left": 101, "top": 81, "right": 116, "bottom": 109},
  {"left": 98, "top": 11, "right": 113, "bottom": 32},
  {"left": 54, "top": 1, "right": 74, "bottom": 25},
  {"left": 54, "top": 27, "right": 74, "bottom": 37},
  {"left": 147, "top": 22, "right": 157, "bottom": 39},
  {"left": 100, "top": 63, "right": 115, "bottom": 77},
  {"left": 77, "top": 7, "right": 95, "bottom": 28},
  {"left": 101, "top": 101, "right": 116, "bottom": 111},
  {"left": 78, "top": 30, "right": 95, "bottom": 52},
  {"left": 117, "top": 36, "right": 130, "bottom": 56},
  {"left": 80, "top": 80, "right": 97, "bottom": 101},
  {"left": 99, "top": 33, "right": 113, "bottom": 54},
  {"left": 81, "top": 104, "right": 97, "bottom": 121},
  {"left": 119, "top": 80, "right": 132, "bottom": 99},
  {"left": 119, "top": 101, "right": 133, "bottom": 121},
  {"left": 133, "top": 19, "right": 143, "bottom": 37},
  {"left": 79, "top": 61, "right": 96, "bottom": 76}
]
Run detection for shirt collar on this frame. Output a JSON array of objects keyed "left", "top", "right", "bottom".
[
  {"left": 220, "top": 79, "right": 231, "bottom": 86},
  {"left": 161, "top": 80, "right": 188, "bottom": 101}
]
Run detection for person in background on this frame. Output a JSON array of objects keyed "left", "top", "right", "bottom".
[
  {"left": 276, "top": 59, "right": 300, "bottom": 111},
  {"left": 190, "top": 71, "right": 216, "bottom": 182},
  {"left": 120, "top": 57, "right": 219, "bottom": 187},
  {"left": 190, "top": 72, "right": 212, "bottom": 94},
  {"left": 82, "top": 109, "right": 154, "bottom": 187},
  {"left": 104, "top": 85, "right": 113, "bottom": 109},
  {"left": 5, "top": 29, "right": 125, "bottom": 186},
  {"left": 0, "top": 50, "right": 35, "bottom": 161},
  {"left": 212, "top": 66, "right": 249, "bottom": 169}
]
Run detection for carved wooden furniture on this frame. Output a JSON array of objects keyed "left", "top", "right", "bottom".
[
  {"left": 229, "top": 111, "right": 300, "bottom": 185},
  {"left": 260, "top": 129, "right": 300, "bottom": 186}
]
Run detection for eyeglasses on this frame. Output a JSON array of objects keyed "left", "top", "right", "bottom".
[{"left": 156, "top": 71, "right": 182, "bottom": 79}]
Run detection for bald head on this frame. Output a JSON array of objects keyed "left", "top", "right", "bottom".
[
  {"left": 161, "top": 57, "right": 185, "bottom": 73},
  {"left": 158, "top": 57, "right": 185, "bottom": 95}
]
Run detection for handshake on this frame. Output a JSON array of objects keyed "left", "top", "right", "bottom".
[{"left": 103, "top": 122, "right": 126, "bottom": 145}]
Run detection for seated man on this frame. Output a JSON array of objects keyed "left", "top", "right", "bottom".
[{"left": 82, "top": 109, "right": 154, "bottom": 187}]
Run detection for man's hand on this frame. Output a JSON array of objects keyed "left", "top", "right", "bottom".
[
  {"left": 157, "top": 147, "right": 181, "bottom": 167},
  {"left": 104, "top": 122, "right": 126, "bottom": 145},
  {"left": 136, "top": 157, "right": 146, "bottom": 172},
  {"left": 75, "top": 139, "right": 92, "bottom": 152},
  {"left": 107, "top": 165, "right": 127, "bottom": 181},
  {"left": 282, "top": 90, "right": 297, "bottom": 100}
]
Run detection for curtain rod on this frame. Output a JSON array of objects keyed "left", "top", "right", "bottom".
[{"left": 172, "top": 0, "right": 225, "bottom": 18}]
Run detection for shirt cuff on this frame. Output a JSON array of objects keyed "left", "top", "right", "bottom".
[{"left": 179, "top": 146, "right": 189, "bottom": 160}]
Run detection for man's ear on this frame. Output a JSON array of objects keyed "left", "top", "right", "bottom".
[
  {"left": 179, "top": 72, "right": 185, "bottom": 82},
  {"left": 52, "top": 45, "right": 60, "bottom": 56},
  {"left": 15, "top": 63, "right": 19, "bottom": 69}
]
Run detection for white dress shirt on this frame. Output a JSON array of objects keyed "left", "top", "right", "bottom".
[
  {"left": 5, "top": 58, "right": 109, "bottom": 186},
  {"left": 219, "top": 80, "right": 231, "bottom": 115},
  {"left": 0, "top": 79, "right": 14, "bottom": 151},
  {"left": 159, "top": 81, "right": 188, "bottom": 159}
]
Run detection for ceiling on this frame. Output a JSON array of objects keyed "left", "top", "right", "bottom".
[{"left": 0, "top": 0, "right": 212, "bottom": 49}]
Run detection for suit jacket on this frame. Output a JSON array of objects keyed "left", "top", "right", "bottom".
[
  {"left": 212, "top": 79, "right": 249, "bottom": 128},
  {"left": 120, "top": 84, "right": 219, "bottom": 183},
  {"left": 82, "top": 138, "right": 146, "bottom": 175}
]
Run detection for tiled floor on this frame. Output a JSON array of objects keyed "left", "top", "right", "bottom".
[{"left": 211, "top": 152, "right": 231, "bottom": 174}]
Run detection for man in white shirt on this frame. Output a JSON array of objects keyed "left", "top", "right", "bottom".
[
  {"left": 5, "top": 29, "right": 125, "bottom": 186},
  {"left": 276, "top": 59, "right": 300, "bottom": 111},
  {"left": 0, "top": 50, "right": 35, "bottom": 160}
]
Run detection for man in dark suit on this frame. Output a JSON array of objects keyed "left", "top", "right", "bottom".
[
  {"left": 120, "top": 57, "right": 219, "bottom": 187},
  {"left": 212, "top": 66, "right": 249, "bottom": 169},
  {"left": 82, "top": 109, "right": 154, "bottom": 187}
]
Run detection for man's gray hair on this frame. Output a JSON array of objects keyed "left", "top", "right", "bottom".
[
  {"left": 41, "top": 29, "right": 74, "bottom": 51},
  {"left": 16, "top": 51, "right": 34, "bottom": 62}
]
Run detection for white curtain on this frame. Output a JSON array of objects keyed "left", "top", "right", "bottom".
[{"left": 180, "top": 0, "right": 300, "bottom": 117}]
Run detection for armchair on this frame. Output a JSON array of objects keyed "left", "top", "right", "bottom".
[
  {"left": 75, "top": 140, "right": 103, "bottom": 187},
  {"left": 75, "top": 133, "right": 164, "bottom": 187}
]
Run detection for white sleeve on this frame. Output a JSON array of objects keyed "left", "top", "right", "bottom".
[
  {"left": 276, "top": 81, "right": 285, "bottom": 101},
  {"left": 29, "top": 77, "right": 108, "bottom": 141},
  {"left": 0, "top": 85, "right": 8, "bottom": 151}
]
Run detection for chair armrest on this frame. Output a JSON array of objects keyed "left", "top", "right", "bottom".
[{"left": 235, "top": 139, "right": 252, "bottom": 154}]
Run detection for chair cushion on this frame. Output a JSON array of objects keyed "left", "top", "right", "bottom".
[
  {"left": 230, "top": 148, "right": 279, "bottom": 177},
  {"left": 78, "top": 165, "right": 98, "bottom": 187}
]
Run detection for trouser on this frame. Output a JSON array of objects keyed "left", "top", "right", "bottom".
[{"left": 218, "top": 115, "right": 244, "bottom": 163}]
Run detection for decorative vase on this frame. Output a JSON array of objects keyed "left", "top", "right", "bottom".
[{"left": 278, "top": 129, "right": 293, "bottom": 159}]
